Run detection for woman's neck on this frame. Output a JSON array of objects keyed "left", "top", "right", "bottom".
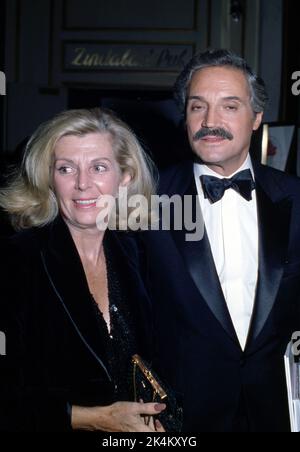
[{"left": 67, "top": 224, "right": 106, "bottom": 266}]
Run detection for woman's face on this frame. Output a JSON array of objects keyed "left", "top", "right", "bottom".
[{"left": 52, "top": 132, "right": 129, "bottom": 232}]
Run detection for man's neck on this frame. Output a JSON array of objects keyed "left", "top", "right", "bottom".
[{"left": 200, "top": 154, "right": 251, "bottom": 178}]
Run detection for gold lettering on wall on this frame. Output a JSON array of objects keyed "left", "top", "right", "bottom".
[
  {"left": 72, "top": 48, "right": 139, "bottom": 67},
  {"left": 68, "top": 46, "right": 191, "bottom": 70}
]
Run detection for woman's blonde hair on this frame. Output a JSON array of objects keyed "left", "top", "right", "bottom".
[{"left": 0, "top": 108, "right": 157, "bottom": 230}]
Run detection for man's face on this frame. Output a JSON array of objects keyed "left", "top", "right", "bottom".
[{"left": 186, "top": 66, "right": 263, "bottom": 175}]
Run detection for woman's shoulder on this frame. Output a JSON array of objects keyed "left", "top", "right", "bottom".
[
  {"left": 0, "top": 224, "right": 51, "bottom": 263},
  {"left": 0, "top": 229, "right": 42, "bottom": 302},
  {"left": 6, "top": 227, "right": 41, "bottom": 249}
]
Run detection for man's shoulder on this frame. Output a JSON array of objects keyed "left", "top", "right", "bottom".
[
  {"left": 254, "top": 162, "right": 300, "bottom": 198},
  {"left": 158, "top": 159, "right": 194, "bottom": 195}
]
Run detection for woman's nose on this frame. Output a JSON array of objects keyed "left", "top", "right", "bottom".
[{"left": 75, "top": 170, "right": 92, "bottom": 190}]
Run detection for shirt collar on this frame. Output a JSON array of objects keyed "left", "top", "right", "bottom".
[{"left": 194, "top": 154, "right": 254, "bottom": 180}]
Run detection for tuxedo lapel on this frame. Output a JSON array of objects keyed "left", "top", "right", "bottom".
[
  {"left": 164, "top": 160, "right": 293, "bottom": 349},
  {"left": 246, "top": 164, "right": 293, "bottom": 347},
  {"left": 172, "top": 227, "right": 239, "bottom": 343},
  {"left": 166, "top": 163, "right": 239, "bottom": 344}
]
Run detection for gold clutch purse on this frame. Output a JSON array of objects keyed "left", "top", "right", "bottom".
[
  {"left": 132, "top": 354, "right": 182, "bottom": 432},
  {"left": 132, "top": 354, "right": 167, "bottom": 402}
]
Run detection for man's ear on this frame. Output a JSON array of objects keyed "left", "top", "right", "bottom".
[{"left": 253, "top": 112, "right": 263, "bottom": 131}]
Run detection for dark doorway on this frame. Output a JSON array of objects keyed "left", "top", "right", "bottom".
[
  {"left": 68, "top": 88, "right": 190, "bottom": 169},
  {"left": 0, "top": 0, "right": 6, "bottom": 154}
]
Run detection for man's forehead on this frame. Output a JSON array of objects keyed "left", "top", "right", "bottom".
[
  {"left": 191, "top": 65, "right": 246, "bottom": 78},
  {"left": 188, "top": 66, "right": 250, "bottom": 96}
]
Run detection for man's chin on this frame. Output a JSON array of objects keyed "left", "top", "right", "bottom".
[{"left": 192, "top": 152, "right": 225, "bottom": 166}]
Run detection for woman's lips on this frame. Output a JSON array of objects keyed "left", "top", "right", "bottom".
[{"left": 73, "top": 199, "right": 98, "bottom": 208}]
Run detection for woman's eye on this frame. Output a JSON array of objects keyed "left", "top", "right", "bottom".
[
  {"left": 92, "top": 165, "right": 106, "bottom": 173},
  {"left": 57, "top": 166, "right": 74, "bottom": 174}
]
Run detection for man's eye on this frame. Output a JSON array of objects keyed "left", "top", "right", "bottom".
[
  {"left": 191, "top": 105, "right": 205, "bottom": 111},
  {"left": 225, "top": 105, "right": 238, "bottom": 111}
]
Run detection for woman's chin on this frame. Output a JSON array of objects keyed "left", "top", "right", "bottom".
[{"left": 65, "top": 214, "right": 100, "bottom": 231}]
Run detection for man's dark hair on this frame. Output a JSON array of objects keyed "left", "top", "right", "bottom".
[{"left": 174, "top": 49, "right": 268, "bottom": 117}]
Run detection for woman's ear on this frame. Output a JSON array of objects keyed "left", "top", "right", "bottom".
[{"left": 120, "top": 171, "right": 132, "bottom": 187}]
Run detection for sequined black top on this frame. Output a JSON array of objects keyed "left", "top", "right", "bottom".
[{"left": 90, "top": 237, "right": 137, "bottom": 402}]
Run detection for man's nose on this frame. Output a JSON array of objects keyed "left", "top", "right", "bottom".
[
  {"left": 201, "top": 107, "right": 220, "bottom": 128},
  {"left": 75, "top": 169, "right": 92, "bottom": 190}
]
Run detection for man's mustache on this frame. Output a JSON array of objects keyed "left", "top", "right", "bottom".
[{"left": 193, "top": 128, "right": 234, "bottom": 141}]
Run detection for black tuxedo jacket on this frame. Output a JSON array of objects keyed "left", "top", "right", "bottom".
[
  {"left": 141, "top": 159, "right": 300, "bottom": 432},
  {"left": 0, "top": 216, "right": 152, "bottom": 431}
]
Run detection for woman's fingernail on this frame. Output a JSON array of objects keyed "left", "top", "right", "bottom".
[
  {"left": 155, "top": 419, "right": 163, "bottom": 430},
  {"left": 154, "top": 403, "right": 166, "bottom": 411}
]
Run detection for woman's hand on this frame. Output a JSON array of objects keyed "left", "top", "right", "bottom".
[{"left": 72, "top": 401, "right": 166, "bottom": 432}]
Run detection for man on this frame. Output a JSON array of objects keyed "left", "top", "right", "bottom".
[{"left": 142, "top": 49, "right": 300, "bottom": 432}]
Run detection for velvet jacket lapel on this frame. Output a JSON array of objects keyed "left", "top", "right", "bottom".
[
  {"left": 106, "top": 231, "right": 153, "bottom": 360},
  {"left": 39, "top": 216, "right": 112, "bottom": 380},
  {"left": 37, "top": 217, "right": 153, "bottom": 380}
]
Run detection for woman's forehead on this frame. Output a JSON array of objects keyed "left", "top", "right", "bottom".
[{"left": 54, "top": 132, "right": 114, "bottom": 160}]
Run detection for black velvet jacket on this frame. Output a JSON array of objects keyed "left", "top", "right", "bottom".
[{"left": 0, "top": 216, "right": 153, "bottom": 431}]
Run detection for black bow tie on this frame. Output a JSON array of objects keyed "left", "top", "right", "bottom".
[{"left": 200, "top": 169, "right": 256, "bottom": 204}]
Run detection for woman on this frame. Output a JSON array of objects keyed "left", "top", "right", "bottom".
[{"left": 0, "top": 108, "right": 165, "bottom": 432}]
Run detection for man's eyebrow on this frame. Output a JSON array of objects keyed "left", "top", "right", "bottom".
[
  {"left": 187, "top": 95, "right": 243, "bottom": 102},
  {"left": 187, "top": 95, "right": 206, "bottom": 102},
  {"left": 222, "top": 96, "right": 243, "bottom": 102}
]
